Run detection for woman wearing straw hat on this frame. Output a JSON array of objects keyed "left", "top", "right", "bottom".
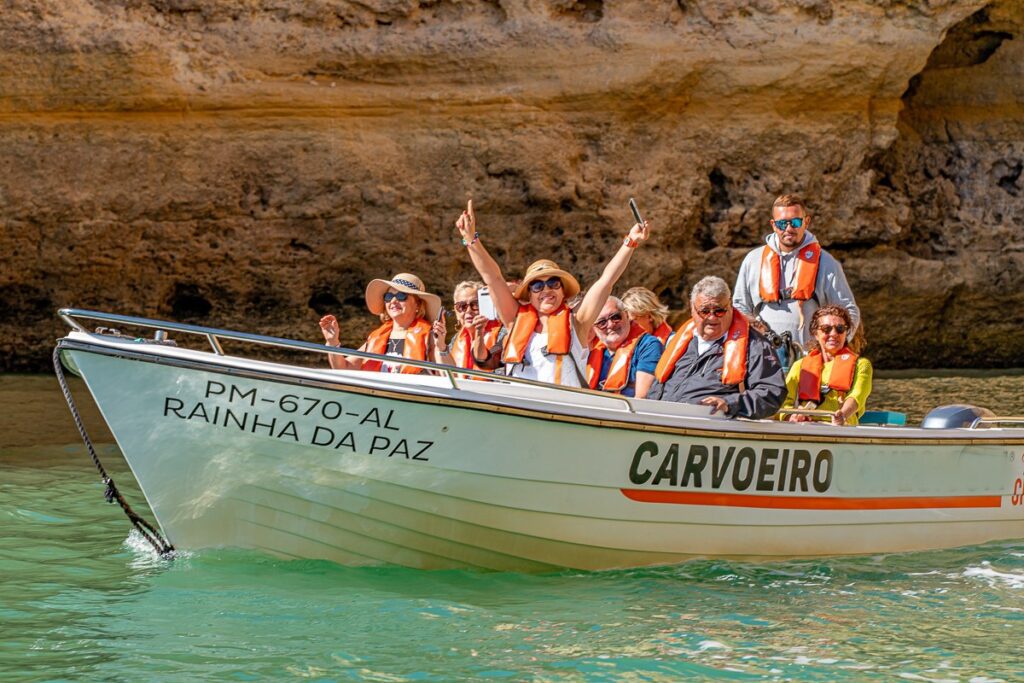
[
  {"left": 319, "top": 273, "right": 444, "bottom": 374},
  {"left": 456, "top": 199, "right": 650, "bottom": 387}
]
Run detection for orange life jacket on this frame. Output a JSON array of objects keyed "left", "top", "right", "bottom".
[
  {"left": 758, "top": 242, "right": 821, "bottom": 302},
  {"left": 363, "top": 318, "right": 431, "bottom": 374},
  {"left": 654, "top": 314, "right": 749, "bottom": 386},
  {"left": 586, "top": 322, "right": 647, "bottom": 392},
  {"left": 798, "top": 347, "right": 858, "bottom": 403},
  {"left": 502, "top": 304, "right": 572, "bottom": 363},
  {"left": 451, "top": 320, "right": 504, "bottom": 371},
  {"left": 653, "top": 321, "right": 673, "bottom": 343}
]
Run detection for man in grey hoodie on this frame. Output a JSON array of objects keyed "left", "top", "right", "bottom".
[{"left": 732, "top": 194, "right": 860, "bottom": 358}]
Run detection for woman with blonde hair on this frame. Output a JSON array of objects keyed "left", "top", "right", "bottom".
[
  {"left": 436, "top": 280, "right": 505, "bottom": 372},
  {"left": 319, "top": 273, "right": 444, "bottom": 374},
  {"left": 456, "top": 199, "right": 650, "bottom": 386},
  {"left": 621, "top": 287, "right": 673, "bottom": 343}
]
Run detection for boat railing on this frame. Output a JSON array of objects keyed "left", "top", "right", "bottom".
[
  {"left": 970, "top": 416, "right": 1024, "bottom": 429},
  {"left": 57, "top": 308, "right": 641, "bottom": 415}
]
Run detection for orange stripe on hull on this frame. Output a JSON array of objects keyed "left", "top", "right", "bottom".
[{"left": 620, "top": 489, "right": 1003, "bottom": 510}]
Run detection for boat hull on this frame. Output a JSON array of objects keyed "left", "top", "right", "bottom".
[{"left": 62, "top": 338, "right": 1024, "bottom": 571}]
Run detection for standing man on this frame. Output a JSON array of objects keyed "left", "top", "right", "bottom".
[
  {"left": 648, "top": 276, "right": 785, "bottom": 420},
  {"left": 585, "top": 297, "right": 664, "bottom": 398},
  {"left": 733, "top": 194, "right": 860, "bottom": 361}
]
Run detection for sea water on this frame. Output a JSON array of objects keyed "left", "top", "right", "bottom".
[{"left": 2, "top": 373, "right": 1023, "bottom": 681}]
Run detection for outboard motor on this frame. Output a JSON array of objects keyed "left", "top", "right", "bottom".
[{"left": 921, "top": 404, "right": 995, "bottom": 429}]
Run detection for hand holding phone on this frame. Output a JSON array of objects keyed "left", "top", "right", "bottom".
[
  {"left": 477, "top": 287, "right": 497, "bottom": 320},
  {"left": 628, "top": 197, "right": 650, "bottom": 242},
  {"left": 629, "top": 197, "right": 644, "bottom": 225}
]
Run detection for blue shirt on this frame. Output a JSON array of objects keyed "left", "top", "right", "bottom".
[{"left": 597, "top": 334, "right": 665, "bottom": 397}]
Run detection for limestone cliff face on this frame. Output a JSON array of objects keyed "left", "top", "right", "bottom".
[{"left": 1, "top": 0, "right": 1022, "bottom": 370}]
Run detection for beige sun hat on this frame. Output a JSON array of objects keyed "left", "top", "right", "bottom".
[
  {"left": 513, "top": 259, "right": 581, "bottom": 301},
  {"left": 365, "top": 273, "right": 442, "bottom": 321}
]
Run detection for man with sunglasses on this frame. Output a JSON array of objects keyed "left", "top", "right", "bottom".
[
  {"left": 648, "top": 276, "right": 785, "bottom": 419},
  {"left": 585, "top": 297, "right": 664, "bottom": 398},
  {"left": 732, "top": 194, "right": 860, "bottom": 367}
]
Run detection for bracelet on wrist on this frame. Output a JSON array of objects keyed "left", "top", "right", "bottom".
[
  {"left": 461, "top": 231, "right": 480, "bottom": 247},
  {"left": 623, "top": 235, "right": 638, "bottom": 249}
]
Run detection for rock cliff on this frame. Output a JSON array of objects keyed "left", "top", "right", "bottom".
[{"left": 1, "top": 0, "right": 1022, "bottom": 369}]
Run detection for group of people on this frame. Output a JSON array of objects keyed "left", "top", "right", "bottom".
[{"left": 319, "top": 194, "right": 872, "bottom": 426}]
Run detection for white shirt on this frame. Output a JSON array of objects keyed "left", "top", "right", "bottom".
[
  {"left": 696, "top": 333, "right": 725, "bottom": 357},
  {"left": 507, "top": 323, "right": 589, "bottom": 387}
]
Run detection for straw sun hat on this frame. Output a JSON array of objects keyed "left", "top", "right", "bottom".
[
  {"left": 365, "top": 273, "right": 442, "bottom": 321},
  {"left": 513, "top": 259, "right": 581, "bottom": 301}
]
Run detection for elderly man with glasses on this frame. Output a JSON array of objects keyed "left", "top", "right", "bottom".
[
  {"left": 585, "top": 297, "right": 665, "bottom": 398},
  {"left": 647, "top": 276, "right": 785, "bottom": 419},
  {"left": 732, "top": 194, "right": 860, "bottom": 369}
]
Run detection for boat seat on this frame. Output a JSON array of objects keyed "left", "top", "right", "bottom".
[{"left": 860, "top": 410, "right": 907, "bottom": 426}]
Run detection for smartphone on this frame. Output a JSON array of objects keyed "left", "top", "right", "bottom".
[
  {"left": 629, "top": 197, "right": 644, "bottom": 225},
  {"left": 477, "top": 287, "right": 497, "bottom": 320},
  {"left": 435, "top": 306, "right": 447, "bottom": 323}
]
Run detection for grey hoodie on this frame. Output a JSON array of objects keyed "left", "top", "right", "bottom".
[{"left": 732, "top": 231, "right": 860, "bottom": 351}]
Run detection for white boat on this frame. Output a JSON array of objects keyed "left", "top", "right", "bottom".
[{"left": 55, "top": 309, "right": 1024, "bottom": 571}]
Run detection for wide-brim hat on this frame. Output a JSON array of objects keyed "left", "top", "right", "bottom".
[
  {"left": 365, "top": 273, "right": 442, "bottom": 321},
  {"left": 514, "top": 259, "right": 581, "bottom": 301}
]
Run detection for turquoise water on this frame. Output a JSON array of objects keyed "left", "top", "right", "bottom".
[{"left": 3, "top": 374, "right": 1024, "bottom": 681}]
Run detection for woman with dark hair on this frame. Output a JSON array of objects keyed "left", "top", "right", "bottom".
[{"left": 780, "top": 304, "right": 873, "bottom": 425}]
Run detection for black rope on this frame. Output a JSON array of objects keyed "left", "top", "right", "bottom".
[{"left": 52, "top": 347, "right": 175, "bottom": 557}]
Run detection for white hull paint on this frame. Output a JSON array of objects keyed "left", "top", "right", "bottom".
[{"left": 59, "top": 331, "right": 1024, "bottom": 571}]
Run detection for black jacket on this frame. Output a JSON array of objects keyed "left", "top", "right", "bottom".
[{"left": 648, "top": 327, "right": 786, "bottom": 419}]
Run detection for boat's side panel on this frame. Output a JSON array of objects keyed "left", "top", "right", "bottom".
[{"left": 69, "top": 350, "right": 1024, "bottom": 570}]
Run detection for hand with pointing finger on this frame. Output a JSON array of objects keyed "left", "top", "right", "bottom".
[{"left": 457, "top": 199, "right": 478, "bottom": 247}]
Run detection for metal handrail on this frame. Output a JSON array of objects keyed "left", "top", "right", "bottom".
[
  {"left": 777, "top": 408, "right": 834, "bottom": 418},
  {"left": 57, "top": 308, "right": 638, "bottom": 414},
  {"left": 969, "top": 416, "right": 1024, "bottom": 429}
]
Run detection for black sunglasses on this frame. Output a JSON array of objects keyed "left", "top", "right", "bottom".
[
  {"left": 696, "top": 306, "right": 728, "bottom": 319},
  {"left": 594, "top": 312, "right": 624, "bottom": 329},
  {"left": 383, "top": 292, "right": 410, "bottom": 303},
  {"left": 817, "top": 324, "right": 847, "bottom": 335},
  {"left": 528, "top": 277, "right": 563, "bottom": 293},
  {"left": 772, "top": 217, "right": 805, "bottom": 231}
]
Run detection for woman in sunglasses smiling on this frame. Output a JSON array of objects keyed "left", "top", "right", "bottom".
[
  {"left": 319, "top": 272, "right": 444, "bottom": 374},
  {"left": 456, "top": 199, "right": 649, "bottom": 386},
  {"left": 440, "top": 280, "right": 506, "bottom": 372},
  {"left": 780, "top": 305, "right": 872, "bottom": 425}
]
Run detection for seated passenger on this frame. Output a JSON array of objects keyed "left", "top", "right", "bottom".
[
  {"left": 648, "top": 276, "right": 785, "bottom": 419},
  {"left": 436, "top": 280, "right": 505, "bottom": 372},
  {"left": 319, "top": 273, "right": 443, "bottom": 373},
  {"left": 621, "top": 287, "right": 673, "bottom": 343},
  {"left": 781, "top": 305, "right": 872, "bottom": 425},
  {"left": 586, "top": 297, "right": 664, "bottom": 398},
  {"left": 456, "top": 199, "right": 649, "bottom": 387}
]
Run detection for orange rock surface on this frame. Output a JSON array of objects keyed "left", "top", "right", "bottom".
[{"left": 2, "top": 0, "right": 1021, "bottom": 369}]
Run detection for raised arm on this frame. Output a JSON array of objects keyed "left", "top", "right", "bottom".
[
  {"left": 457, "top": 199, "right": 520, "bottom": 327},
  {"left": 319, "top": 314, "right": 367, "bottom": 370},
  {"left": 573, "top": 220, "right": 649, "bottom": 340}
]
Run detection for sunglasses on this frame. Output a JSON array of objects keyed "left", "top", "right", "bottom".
[
  {"left": 383, "top": 291, "right": 410, "bottom": 303},
  {"left": 817, "top": 324, "right": 847, "bottom": 335},
  {"left": 594, "top": 312, "right": 624, "bottom": 329},
  {"left": 528, "top": 277, "right": 563, "bottom": 293},
  {"left": 453, "top": 300, "right": 479, "bottom": 313},
  {"left": 772, "top": 217, "right": 805, "bottom": 231},
  {"left": 696, "top": 306, "right": 728, "bottom": 319}
]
